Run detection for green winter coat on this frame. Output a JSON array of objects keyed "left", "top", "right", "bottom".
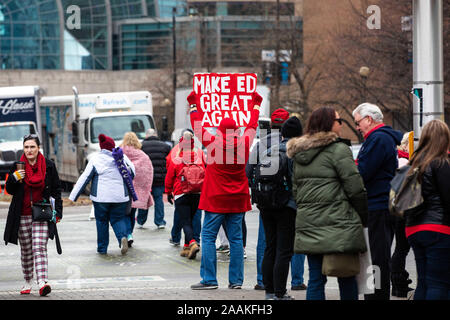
[{"left": 286, "top": 131, "right": 368, "bottom": 255}]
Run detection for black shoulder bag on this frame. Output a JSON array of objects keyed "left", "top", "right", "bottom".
[{"left": 30, "top": 188, "right": 63, "bottom": 254}]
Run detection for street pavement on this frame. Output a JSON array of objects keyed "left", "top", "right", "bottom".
[{"left": 0, "top": 199, "right": 417, "bottom": 301}]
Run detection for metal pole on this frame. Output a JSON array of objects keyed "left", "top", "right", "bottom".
[
  {"left": 172, "top": 7, "right": 177, "bottom": 133},
  {"left": 412, "top": 0, "right": 444, "bottom": 138}
]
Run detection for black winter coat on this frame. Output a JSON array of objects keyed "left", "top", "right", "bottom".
[
  {"left": 141, "top": 136, "right": 171, "bottom": 187},
  {"left": 406, "top": 159, "right": 450, "bottom": 227},
  {"left": 4, "top": 159, "right": 63, "bottom": 246}
]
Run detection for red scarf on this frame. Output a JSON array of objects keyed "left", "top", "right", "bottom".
[{"left": 20, "top": 152, "right": 46, "bottom": 189}]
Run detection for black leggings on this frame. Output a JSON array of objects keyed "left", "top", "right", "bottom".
[{"left": 174, "top": 194, "right": 200, "bottom": 245}]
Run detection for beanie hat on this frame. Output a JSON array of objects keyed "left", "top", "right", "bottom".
[
  {"left": 98, "top": 134, "right": 115, "bottom": 151},
  {"left": 218, "top": 117, "right": 238, "bottom": 134},
  {"left": 271, "top": 108, "right": 290, "bottom": 125},
  {"left": 281, "top": 116, "right": 303, "bottom": 139}
]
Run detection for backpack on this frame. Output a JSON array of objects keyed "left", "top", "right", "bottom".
[
  {"left": 179, "top": 162, "right": 205, "bottom": 194},
  {"left": 250, "top": 144, "right": 291, "bottom": 210},
  {"left": 389, "top": 165, "right": 425, "bottom": 218}
]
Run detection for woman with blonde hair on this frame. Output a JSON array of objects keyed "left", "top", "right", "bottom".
[
  {"left": 405, "top": 119, "right": 450, "bottom": 300},
  {"left": 120, "top": 132, "right": 154, "bottom": 246}
]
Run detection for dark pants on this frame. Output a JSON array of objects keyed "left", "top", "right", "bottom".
[
  {"left": 408, "top": 231, "right": 450, "bottom": 300},
  {"left": 306, "top": 254, "right": 359, "bottom": 300},
  {"left": 92, "top": 201, "right": 129, "bottom": 254},
  {"left": 261, "top": 207, "right": 296, "bottom": 298},
  {"left": 364, "top": 209, "right": 395, "bottom": 300},
  {"left": 174, "top": 194, "right": 200, "bottom": 245},
  {"left": 391, "top": 217, "right": 412, "bottom": 287}
]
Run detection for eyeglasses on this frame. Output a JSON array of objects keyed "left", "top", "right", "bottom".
[
  {"left": 334, "top": 118, "right": 343, "bottom": 125},
  {"left": 354, "top": 116, "right": 368, "bottom": 127}
]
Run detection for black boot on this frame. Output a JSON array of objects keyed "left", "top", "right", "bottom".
[{"left": 391, "top": 271, "right": 414, "bottom": 298}]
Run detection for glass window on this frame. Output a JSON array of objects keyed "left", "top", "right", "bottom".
[
  {"left": 90, "top": 115, "right": 155, "bottom": 142},
  {"left": 0, "top": 124, "right": 36, "bottom": 143}
]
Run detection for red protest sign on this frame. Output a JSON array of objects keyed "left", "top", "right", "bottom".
[{"left": 193, "top": 73, "right": 257, "bottom": 128}]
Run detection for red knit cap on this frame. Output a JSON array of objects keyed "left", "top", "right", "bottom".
[
  {"left": 98, "top": 134, "right": 115, "bottom": 151},
  {"left": 271, "top": 108, "right": 289, "bottom": 125},
  {"left": 218, "top": 117, "right": 238, "bottom": 134}
]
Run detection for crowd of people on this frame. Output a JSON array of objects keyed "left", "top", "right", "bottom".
[{"left": 3, "top": 95, "right": 449, "bottom": 300}]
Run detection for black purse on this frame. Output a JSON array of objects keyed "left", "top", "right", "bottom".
[{"left": 30, "top": 189, "right": 53, "bottom": 222}]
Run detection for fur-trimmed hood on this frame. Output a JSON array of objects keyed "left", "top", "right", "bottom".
[{"left": 287, "top": 131, "right": 339, "bottom": 165}]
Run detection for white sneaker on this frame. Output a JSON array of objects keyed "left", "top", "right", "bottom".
[
  {"left": 20, "top": 281, "right": 32, "bottom": 295},
  {"left": 121, "top": 237, "right": 128, "bottom": 255},
  {"left": 136, "top": 223, "right": 144, "bottom": 229}
]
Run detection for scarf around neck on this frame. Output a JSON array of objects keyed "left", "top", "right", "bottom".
[{"left": 20, "top": 152, "right": 46, "bottom": 189}]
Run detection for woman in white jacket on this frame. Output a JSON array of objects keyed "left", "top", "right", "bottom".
[{"left": 69, "top": 134, "right": 135, "bottom": 255}]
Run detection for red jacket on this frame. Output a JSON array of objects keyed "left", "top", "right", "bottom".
[
  {"left": 190, "top": 108, "right": 259, "bottom": 213},
  {"left": 164, "top": 143, "right": 206, "bottom": 196}
]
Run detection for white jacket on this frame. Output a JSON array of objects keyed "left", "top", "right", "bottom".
[{"left": 69, "top": 150, "right": 136, "bottom": 203}]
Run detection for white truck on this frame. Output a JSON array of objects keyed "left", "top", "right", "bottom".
[
  {"left": 172, "top": 85, "right": 271, "bottom": 143},
  {"left": 0, "top": 86, "right": 43, "bottom": 181},
  {"left": 39, "top": 90, "right": 155, "bottom": 188}
]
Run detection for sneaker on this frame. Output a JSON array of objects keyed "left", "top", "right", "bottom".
[
  {"left": 121, "top": 237, "right": 128, "bottom": 255},
  {"left": 191, "top": 282, "right": 218, "bottom": 290},
  {"left": 228, "top": 284, "right": 242, "bottom": 289},
  {"left": 169, "top": 238, "right": 180, "bottom": 246},
  {"left": 136, "top": 223, "right": 144, "bottom": 229},
  {"left": 127, "top": 234, "right": 134, "bottom": 247},
  {"left": 180, "top": 246, "right": 190, "bottom": 257},
  {"left": 20, "top": 281, "right": 32, "bottom": 295},
  {"left": 216, "top": 245, "right": 230, "bottom": 253},
  {"left": 291, "top": 284, "right": 307, "bottom": 291},
  {"left": 39, "top": 282, "right": 51, "bottom": 297},
  {"left": 254, "top": 284, "right": 265, "bottom": 290},
  {"left": 188, "top": 241, "right": 200, "bottom": 260},
  {"left": 274, "top": 294, "right": 295, "bottom": 300},
  {"left": 265, "top": 293, "right": 275, "bottom": 300},
  {"left": 157, "top": 224, "right": 166, "bottom": 230}
]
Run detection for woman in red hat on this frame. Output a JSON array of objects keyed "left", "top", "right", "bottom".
[{"left": 187, "top": 91, "right": 262, "bottom": 290}]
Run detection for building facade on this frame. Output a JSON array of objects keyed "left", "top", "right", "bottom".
[{"left": 0, "top": 0, "right": 302, "bottom": 71}]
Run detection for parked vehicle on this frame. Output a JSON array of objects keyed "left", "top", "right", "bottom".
[
  {"left": 39, "top": 89, "right": 155, "bottom": 189},
  {"left": 0, "top": 86, "right": 43, "bottom": 180}
]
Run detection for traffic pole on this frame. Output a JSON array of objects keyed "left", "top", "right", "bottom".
[{"left": 412, "top": 0, "right": 444, "bottom": 138}]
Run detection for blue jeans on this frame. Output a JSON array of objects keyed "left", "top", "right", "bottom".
[
  {"left": 171, "top": 208, "right": 201, "bottom": 244},
  {"left": 92, "top": 201, "right": 129, "bottom": 254},
  {"left": 200, "top": 212, "right": 244, "bottom": 286},
  {"left": 291, "top": 254, "right": 306, "bottom": 286},
  {"left": 152, "top": 186, "right": 166, "bottom": 227},
  {"left": 136, "top": 208, "right": 150, "bottom": 226},
  {"left": 408, "top": 231, "right": 450, "bottom": 300},
  {"left": 256, "top": 215, "right": 305, "bottom": 287},
  {"left": 306, "top": 254, "right": 358, "bottom": 300}
]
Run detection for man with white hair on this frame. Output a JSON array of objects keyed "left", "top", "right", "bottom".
[{"left": 353, "top": 103, "right": 403, "bottom": 300}]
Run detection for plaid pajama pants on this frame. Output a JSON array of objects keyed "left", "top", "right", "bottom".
[{"left": 18, "top": 216, "right": 49, "bottom": 284}]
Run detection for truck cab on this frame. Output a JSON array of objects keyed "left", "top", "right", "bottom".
[{"left": 0, "top": 86, "right": 42, "bottom": 180}]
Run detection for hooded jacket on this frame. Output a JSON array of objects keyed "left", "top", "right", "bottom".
[
  {"left": 357, "top": 125, "right": 403, "bottom": 211},
  {"left": 190, "top": 108, "right": 260, "bottom": 213},
  {"left": 69, "top": 149, "right": 135, "bottom": 203},
  {"left": 122, "top": 145, "right": 154, "bottom": 209},
  {"left": 164, "top": 141, "right": 206, "bottom": 198},
  {"left": 287, "top": 131, "right": 368, "bottom": 255}
]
